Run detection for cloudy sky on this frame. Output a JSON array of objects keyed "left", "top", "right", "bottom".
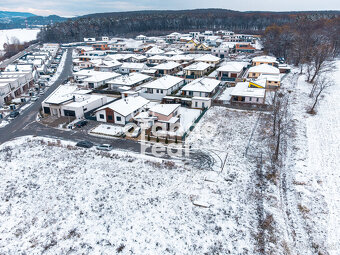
[{"left": 1, "top": 0, "right": 339, "bottom": 17}]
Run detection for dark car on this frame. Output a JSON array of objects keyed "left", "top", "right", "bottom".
[
  {"left": 75, "top": 120, "right": 88, "bottom": 128},
  {"left": 76, "top": 140, "right": 93, "bottom": 148},
  {"left": 9, "top": 111, "right": 20, "bottom": 118}
]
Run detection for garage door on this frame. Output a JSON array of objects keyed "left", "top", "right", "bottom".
[{"left": 63, "top": 110, "right": 76, "bottom": 117}]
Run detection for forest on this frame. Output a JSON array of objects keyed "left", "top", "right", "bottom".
[{"left": 37, "top": 9, "right": 340, "bottom": 43}]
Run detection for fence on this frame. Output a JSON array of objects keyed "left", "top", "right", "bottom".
[
  {"left": 212, "top": 100, "right": 273, "bottom": 112},
  {"left": 182, "top": 107, "right": 208, "bottom": 141}
]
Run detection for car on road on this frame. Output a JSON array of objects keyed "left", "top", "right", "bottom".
[
  {"left": 96, "top": 144, "right": 113, "bottom": 151},
  {"left": 31, "top": 96, "right": 38, "bottom": 101},
  {"left": 76, "top": 140, "right": 93, "bottom": 148},
  {"left": 9, "top": 111, "right": 20, "bottom": 118},
  {"left": 75, "top": 120, "right": 88, "bottom": 128}
]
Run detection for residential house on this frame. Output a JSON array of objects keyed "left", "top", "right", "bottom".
[
  {"left": 152, "top": 62, "right": 182, "bottom": 76},
  {"left": 119, "top": 62, "right": 147, "bottom": 74},
  {"left": 95, "top": 96, "right": 149, "bottom": 125},
  {"left": 147, "top": 55, "right": 169, "bottom": 65},
  {"left": 140, "top": 75, "right": 185, "bottom": 100},
  {"left": 230, "top": 82, "right": 266, "bottom": 104},
  {"left": 149, "top": 103, "right": 180, "bottom": 130},
  {"left": 180, "top": 77, "right": 220, "bottom": 97},
  {"left": 235, "top": 43, "right": 256, "bottom": 53},
  {"left": 252, "top": 55, "right": 278, "bottom": 67},
  {"left": 108, "top": 73, "right": 152, "bottom": 90},
  {"left": 248, "top": 64, "right": 280, "bottom": 78},
  {"left": 216, "top": 61, "right": 248, "bottom": 81},
  {"left": 194, "top": 54, "right": 220, "bottom": 66},
  {"left": 183, "top": 62, "right": 211, "bottom": 79}
]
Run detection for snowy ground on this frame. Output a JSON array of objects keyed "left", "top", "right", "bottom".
[
  {"left": 179, "top": 107, "right": 201, "bottom": 132},
  {"left": 48, "top": 50, "right": 67, "bottom": 86},
  {"left": 278, "top": 61, "right": 340, "bottom": 255},
  {"left": 0, "top": 135, "right": 262, "bottom": 254},
  {"left": 90, "top": 124, "right": 123, "bottom": 137},
  {"left": 0, "top": 29, "right": 40, "bottom": 50}
]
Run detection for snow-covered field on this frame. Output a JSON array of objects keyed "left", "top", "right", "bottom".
[
  {"left": 279, "top": 61, "right": 340, "bottom": 255},
  {"left": 0, "top": 29, "right": 40, "bottom": 50},
  {"left": 0, "top": 135, "right": 261, "bottom": 254}
]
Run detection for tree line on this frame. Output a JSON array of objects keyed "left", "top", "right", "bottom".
[{"left": 37, "top": 9, "right": 340, "bottom": 43}]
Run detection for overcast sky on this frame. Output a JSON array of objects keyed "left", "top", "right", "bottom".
[{"left": 1, "top": 0, "right": 339, "bottom": 17}]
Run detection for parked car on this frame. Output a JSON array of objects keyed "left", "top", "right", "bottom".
[
  {"left": 75, "top": 120, "right": 88, "bottom": 128},
  {"left": 131, "top": 127, "right": 141, "bottom": 138},
  {"left": 31, "top": 96, "right": 38, "bottom": 101},
  {"left": 9, "top": 111, "right": 20, "bottom": 118},
  {"left": 96, "top": 144, "right": 113, "bottom": 151},
  {"left": 76, "top": 140, "right": 93, "bottom": 148}
]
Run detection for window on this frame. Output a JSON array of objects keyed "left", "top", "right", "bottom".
[
  {"left": 202, "top": 102, "right": 205, "bottom": 108},
  {"left": 99, "top": 114, "right": 104, "bottom": 119},
  {"left": 195, "top": 102, "right": 198, "bottom": 107},
  {"left": 249, "top": 97, "right": 252, "bottom": 102},
  {"left": 108, "top": 115, "right": 113, "bottom": 120},
  {"left": 116, "top": 116, "right": 122, "bottom": 121},
  {"left": 256, "top": 98, "right": 259, "bottom": 102}
]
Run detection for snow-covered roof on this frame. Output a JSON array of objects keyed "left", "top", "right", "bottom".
[
  {"left": 83, "top": 72, "right": 121, "bottom": 83},
  {"left": 108, "top": 73, "right": 151, "bottom": 86},
  {"left": 181, "top": 78, "right": 220, "bottom": 93},
  {"left": 121, "top": 62, "right": 146, "bottom": 69},
  {"left": 258, "top": 74, "right": 281, "bottom": 82},
  {"left": 152, "top": 61, "right": 181, "bottom": 70},
  {"left": 230, "top": 82, "right": 265, "bottom": 98},
  {"left": 168, "top": 54, "right": 194, "bottom": 62},
  {"left": 184, "top": 62, "right": 211, "bottom": 71},
  {"left": 147, "top": 55, "right": 169, "bottom": 61},
  {"left": 146, "top": 46, "right": 165, "bottom": 55},
  {"left": 248, "top": 64, "right": 280, "bottom": 74},
  {"left": 43, "top": 85, "right": 78, "bottom": 105},
  {"left": 96, "top": 96, "right": 149, "bottom": 116},
  {"left": 142, "top": 75, "right": 183, "bottom": 90},
  {"left": 149, "top": 103, "right": 180, "bottom": 116},
  {"left": 164, "top": 50, "right": 184, "bottom": 56},
  {"left": 217, "top": 61, "right": 248, "bottom": 73},
  {"left": 195, "top": 54, "right": 220, "bottom": 62},
  {"left": 252, "top": 55, "right": 277, "bottom": 63}
]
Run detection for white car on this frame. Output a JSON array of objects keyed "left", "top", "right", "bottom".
[
  {"left": 96, "top": 144, "right": 113, "bottom": 151},
  {"left": 31, "top": 96, "right": 38, "bottom": 101},
  {"left": 131, "top": 127, "right": 141, "bottom": 138}
]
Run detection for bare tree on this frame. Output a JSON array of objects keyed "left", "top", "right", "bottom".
[{"left": 308, "top": 75, "right": 333, "bottom": 114}]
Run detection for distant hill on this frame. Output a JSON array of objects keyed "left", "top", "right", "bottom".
[
  {"left": 0, "top": 11, "right": 36, "bottom": 19},
  {"left": 0, "top": 11, "right": 66, "bottom": 29},
  {"left": 37, "top": 8, "right": 340, "bottom": 43}
]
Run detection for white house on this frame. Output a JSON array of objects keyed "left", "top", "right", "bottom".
[
  {"left": 230, "top": 82, "right": 266, "bottom": 104},
  {"left": 180, "top": 77, "right": 220, "bottom": 97},
  {"left": 183, "top": 62, "right": 211, "bottom": 79},
  {"left": 140, "top": 75, "right": 184, "bottom": 100},
  {"left": 119, "top": 62, "right": 147, "bottom": 74},
  {"left": 95, "top": 96, "right": 149, "bottom": 125},
  {"left": 216, "top": 61, "right": 248, "bottom": 81},
  {"left": 145, "top": 46, "right": 165, "bottom": 57},
  {"left": 108, "top": 73, "right": 152, "bottom": 90},
  {"left": 194, "top": 54, "right": 220, "bottom": 66},
  {"left": 248, "top": 64, "right": 280, "bottom": 78},
  {"left": 152, "top": 61, "right": 182, "bottom": 76}
]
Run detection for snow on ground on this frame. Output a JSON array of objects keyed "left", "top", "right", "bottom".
[
  {"left": 281, "top": 61, "right": 340, "bottom": 254},
  {"left": 0, "top": 120, "right": 9, "bottom": 128},
  {"left": 90, "top": 124, "right": 123, "bottom": 137},
  {"left": 217, "top": 87, "right": 233, "bottom": 101},
  {"left": 179, "top": 107, "right": 201, "bottom": 132},
  {"left": 0, "top": 135, "right": 258, "bottom": 254},
  {"left": 186, "top": 106, "right": 263, "bottom": 254},
  {"left": 0, "top": 29, "right": 40, "bottom": 50}
]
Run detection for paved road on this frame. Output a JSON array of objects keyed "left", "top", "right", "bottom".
[{"left": 0, "top": 43, "right": 38, "bottom": 68}]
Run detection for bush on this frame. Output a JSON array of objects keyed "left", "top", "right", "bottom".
[
  {"left": 156, "top": 137, "right": 159, "bottom": 143},
  {"left": 147, "top": 134, "right": 150, "bottom": 141},
  {"left": 165, "top": 137, "right": 168, "bottom": 144}
]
